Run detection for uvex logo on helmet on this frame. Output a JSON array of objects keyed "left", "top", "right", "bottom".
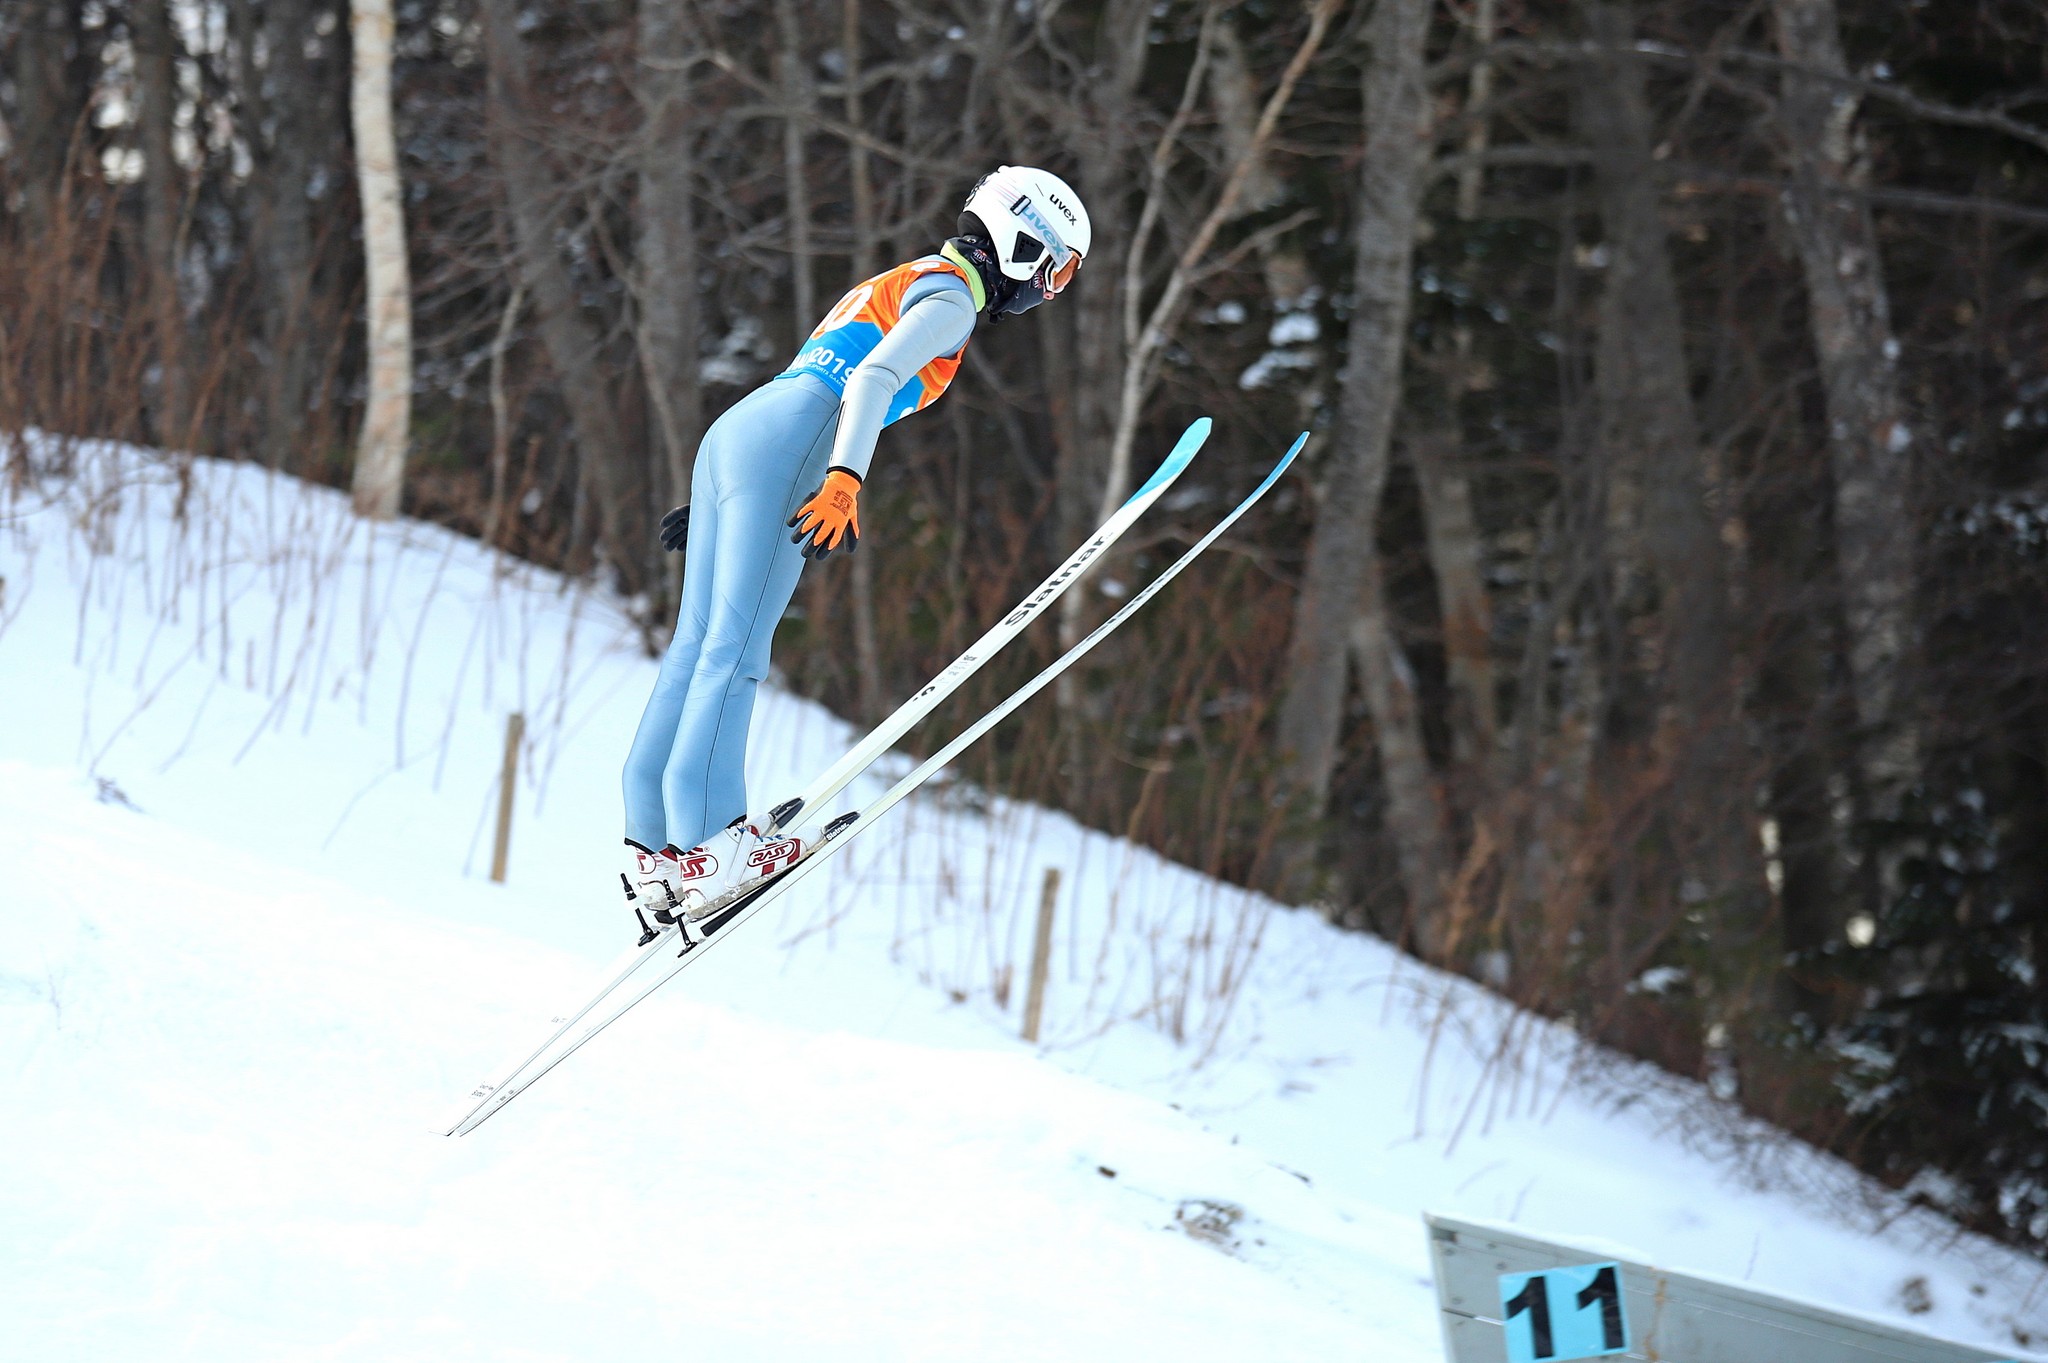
[
  {"left": 1047, "top": 192, "right": 1077, "bottom": 224},
  {"left": 1006, "top": 197, "right": 1071, "bottom": 264}
]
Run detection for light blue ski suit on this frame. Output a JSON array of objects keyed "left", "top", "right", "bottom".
[{"left": 621, "top": 261, "right": 979, "bottom": 853}]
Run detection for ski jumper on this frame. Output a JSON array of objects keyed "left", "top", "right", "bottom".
[{"left": 622, "top": 256, "right": 980, "bottom": 853}]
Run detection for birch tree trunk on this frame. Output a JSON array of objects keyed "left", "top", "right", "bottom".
[
  {"left": 1275, "top": 0, "right": 1435, "bottom": 811},
  {"left": 1770, "top": 0, "right": 1919, "bottom": 821},
  {"left": 134, "top": 0, "right": 192, "bottom": 447},
  {"left": 348, "top": 0, "right": 411, "bottom": 519}
]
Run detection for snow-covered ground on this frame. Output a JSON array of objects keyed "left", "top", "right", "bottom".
[{"left": 3, "top": 434, "right": 2043, "bottom": 1361}]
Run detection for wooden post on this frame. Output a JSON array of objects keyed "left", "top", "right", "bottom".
[
  {"left": 490, "top": 712, "right": 524, "bottom": 883},
  {"left": 1022, "top": 866, "right": 1061, "bottom": 1043}
]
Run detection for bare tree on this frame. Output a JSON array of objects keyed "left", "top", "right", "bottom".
[
  {"left": 1207, "top": 10, "right": 1311, "bottom": 308},
  {"left": 1094, "top": 0, "right": 1340, "bottom": 524},
  {"left": 1411, "top": 0, "right": 1505, "bottom": 774},
  {"left": 481, "top": 0, "right": 643, "bottom": 589},
  {"left": 12, "top": 1, "right": 87, "bottom": 241},
  {"left": 255, "top": 0, "right": 322, "bottom": 472},
  {"left": 5, "top": 0, "right": 2044, "bottom": 1254},
  {"left": 1575, "top": 0, "right": 1735, "bottom": 737},
  {"left": 1275, "top": 0, "right": 1441, "bottom": 914},
  {"left": 133, "top": 0, "right": 191, "bottom": 445},
  {"left": 1351, "top": 554, "right": 1454, "bottom": 954},
  {"left": 1060, "top": 0, "right": 1339, "bottom": 802},
  {"left": 1453, "top": 0, "right": 1500, "bottom": 223},
  {"left": 1574, "top": 0, "right": 1763, "bottom": 958},
  {"left": 774, "top": 0, "right": 816, "bottom": 340},
  {"left": 841, "top": 0, "right": 886, "bottom": 723},
  {"left": 1040, "top": 0, "right": 1154, "bottom": 601},
  {"left": 1770, "top": 0, "right": 1919, "bottom": 827},
  {"left": 636, "top": 0, "right": 707, "bottom": 512},
  {"left": 1413, "top": 424, "right": 1498, "bottom": 767},
  {"left": 1027, "top": 0, "right": 1153, "bottom": 799},
  {"left": 348, "top": 0, "right": 412, "bottom": 519}
]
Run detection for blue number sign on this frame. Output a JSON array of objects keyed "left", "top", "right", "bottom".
[{"left": 1498, "top": 1261, "right": 1631, "bottom": 1362}]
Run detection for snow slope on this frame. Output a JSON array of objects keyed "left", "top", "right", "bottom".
[{"left": 2, "top": 435, "right": 2043, "bottom": 1360}]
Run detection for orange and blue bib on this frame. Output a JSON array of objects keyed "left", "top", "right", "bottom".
[{"left": 779, "top": 257, "right": 973, "bottom": 426}]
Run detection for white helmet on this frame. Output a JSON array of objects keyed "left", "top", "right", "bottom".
[{"left": 959, "top": 165, "right": 1092, "bottom": 297}]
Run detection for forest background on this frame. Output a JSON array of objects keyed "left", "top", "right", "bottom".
[{"left": 4, "top": 0, "right": 2046, "bottom": 1257}]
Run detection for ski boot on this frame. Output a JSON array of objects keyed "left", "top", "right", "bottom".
[
  {"left": 621, "top": 842, "right": 688, "bottom": 944},
  {"left": 671, "top": 818, "right": 804, "bottom": 923}
]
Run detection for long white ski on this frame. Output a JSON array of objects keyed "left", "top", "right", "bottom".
[
  {"left": 756, "top": 416, "right": 1211, "bottom": 839},
  {"left": 433, "top": 934, "right": 665, "bottom": 1135},
  {"left": 437, "top": 419, "right": 1210, "bottom": 1137},
  {"left": 448, "top": 431, "right": 1306, "bottom": 1137}
]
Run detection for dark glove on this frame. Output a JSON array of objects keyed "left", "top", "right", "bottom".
[
  {"left": 660, "top": 505, "right": 689, "bottom": 553},
  {"left": 787, "top": 469, "right": 862, "bottom": 560}
]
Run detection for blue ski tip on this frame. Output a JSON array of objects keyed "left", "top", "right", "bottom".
[
  {"left": 1122, "top": 417, "right": 1213, "bottom": 505},
  {"left": 1254, "top": 431, "right": 1310, "bottom": 492},
  {"left": 1226, "top": 431, "right": 1307, "bottom": 503}
]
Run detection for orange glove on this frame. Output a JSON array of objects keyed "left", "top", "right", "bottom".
[{"left": 788, "top": 468, "right": 862, "bottom": 559}]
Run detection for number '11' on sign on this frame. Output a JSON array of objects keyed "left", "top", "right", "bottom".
[{"left": 1498, "top": 1261, "right": 1631, "bottom": 1362}]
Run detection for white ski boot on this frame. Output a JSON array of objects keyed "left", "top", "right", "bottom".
[{"left": 622, "top": 842, "right": 691, "bottom": 942}]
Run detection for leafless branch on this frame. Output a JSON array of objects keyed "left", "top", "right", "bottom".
[
  {"left": 1095, "top": 0, "right": 1345, "bottom": 523},
  {"left": 1465, "top": 38, "right": 2048, "bottom": 158},
  {"left": 1188, "top": 207, "right": 1318, "bottom": 285}
]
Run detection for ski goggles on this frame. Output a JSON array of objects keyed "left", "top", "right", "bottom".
[
  {"left": 1040, "top": 244, "right": 1084, "bottom": 297},
  {"left": 1008, "top": 194, "right": 1083, "bottom": 296}
]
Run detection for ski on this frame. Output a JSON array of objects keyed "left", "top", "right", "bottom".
[
  {"left": 755, "top": 416, "right": 1213, "bottom": 840},
  {"left": 438, "top": 419, "right": 1210, "bottom": 1137},
  {"left": 448, "top": 431, "right": 1306, "bottom": 1137},
  {"left": 432, "top": 930, "right": 664, "bottom": 1136}
]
